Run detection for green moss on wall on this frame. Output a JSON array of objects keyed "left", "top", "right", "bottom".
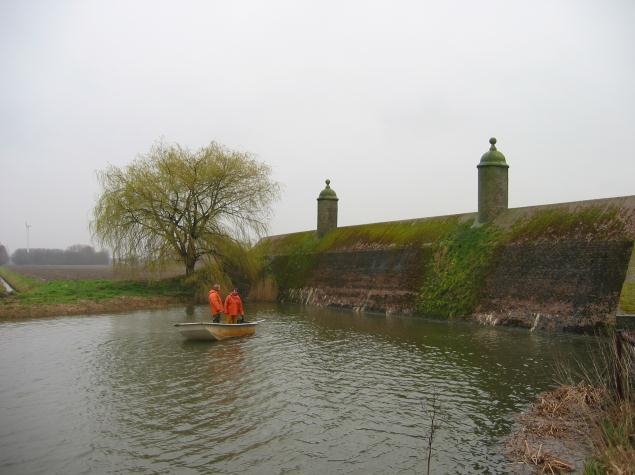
[
  {"left": 415, "top": 206, "right": 632, "bottom": 318},
  {"left": 261, "top": 217, "right": 463, "bottom": 291},
  {"left": 620, "top": 282, "right": 635, "bottom": 314},
  {"left": 417, "top": 224, "right": 503, "bottom": 317},
  {"left": 315, "top": 217, "right": 461, "bottom": 251},
  {"left": 507, "top": 206, "right": 627, "bottom": 243},
  {"left": 260, "top": 204, "right": 633, "bottom": 317},
  {"left": 267, "top": 232, "right": 320, "bottom": 291}
]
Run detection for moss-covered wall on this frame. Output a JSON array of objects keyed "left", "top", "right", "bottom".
[{"left": 258, "top": 196, "right": 635, "bottom": 330}]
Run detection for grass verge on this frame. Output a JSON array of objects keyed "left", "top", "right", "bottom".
[
  {"left": 0, "top": 266, "right": 38, "bottom": 292},
  {"left": 0, "top": 266, "right": 196, "bottom": 319},
  {"left": 9, "top": 277, "right": 191, "bottom": 305}
]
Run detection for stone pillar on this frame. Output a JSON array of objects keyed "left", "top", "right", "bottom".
[
  {"left": 477, "top": 137, "right": 509, "bottom": 224},
  {"left": 317, "top": 179, "right": 338, "bottom": 237}
]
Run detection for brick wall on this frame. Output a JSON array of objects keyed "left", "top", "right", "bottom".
[
  {"left": 279, "top": 247, "right": 425, "bottom": 315},
  {"left": 475, "top": 241, "right": 633, "bottom": 330},
  {"left": 264, "top": 195, "right": 635, "bottom": 331}
]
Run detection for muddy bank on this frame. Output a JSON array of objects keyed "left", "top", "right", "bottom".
[{"left": 0, "top": 295, "right": 188, "bottom": 320}]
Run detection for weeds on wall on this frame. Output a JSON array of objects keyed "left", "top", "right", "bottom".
[
  {"left": 507, "top": 206, "right": 628, "bottom": 243},
  {"left": 262, "top": 217, "right": 463, "bottom": 292},
  {"left": 267, "top": 232, "right": 320, "bottom": 291},
  {"left": 416, "top": 224, "right": 503, "bottom": 317},
  {"left": 314, "top": 217, "right": 461, "bottom": 251},
  {"left": 416, "top": 206, "right": 631, "bottom": 318},
  {"left": 260, "top": 205, "right": 632, "bottom": 318}
]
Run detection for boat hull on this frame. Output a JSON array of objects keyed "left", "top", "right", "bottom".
[{"left": 174, "top": 321, "right": 264, "bottom": 341}]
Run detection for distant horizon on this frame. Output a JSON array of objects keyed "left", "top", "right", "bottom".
[
  {"left": 4, "top": 190, "right": 635, "bottom": 253},
  {"left": 2, "top": 0, "right": 634, "bottom": 253}
]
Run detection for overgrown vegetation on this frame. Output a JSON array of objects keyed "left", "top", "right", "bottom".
[
  {"left": 314, "top": 217, "right": 462, "bottom": 251},
  {"left": 507, "top": 331, "right": 635, "bottom": 473},
  {"left": 415, "top": 206, "right": 630, "bottom": 318},
  {"left": 267, "top": 233, "right": 320, "bottom": 291},
  {"left": 507, "top": 206, "right": 628, "bottom": 244},
  {"left": 619, "top": 282, "right": 635, "bottom": 314},
  {"left": 259, "top": 204, "right": 633, "bottom": 319},
  {"left": 260, "top": 216, "right": 464, "bottom": 292},
  {"left": 417, "top": 224, "right": 502, "bottom": 317},
  {"left": 580, "top": 332, "right": 635, "bottom": 473}
]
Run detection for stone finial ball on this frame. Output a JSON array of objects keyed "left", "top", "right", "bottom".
[
  {"left": 489, "top": 137, "right": 497, "bottom": 145},
  {"left": 325, "top": 179, "right": 331, "bottom": 186}
]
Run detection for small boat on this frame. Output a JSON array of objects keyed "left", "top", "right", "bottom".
[{"left": 174, "top": 320, "right": 265, "bottom": 341}]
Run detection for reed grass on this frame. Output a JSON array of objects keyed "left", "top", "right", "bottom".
[{"left": 552, "top": 332, "right": 634, "bottom": 473}]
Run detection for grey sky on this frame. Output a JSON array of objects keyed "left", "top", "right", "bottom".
[{"left": 1, "top": 0, "right": 634, "bottom": 254}]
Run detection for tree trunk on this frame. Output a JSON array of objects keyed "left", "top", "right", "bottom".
[
  {"left": 185, "top": 257, "right": 197, "bottom": 276},
  {"left": 184, "top": 239, "right": 197, "bottom": 276}
]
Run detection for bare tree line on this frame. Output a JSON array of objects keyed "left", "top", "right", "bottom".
[
  {"left": 9, "top": 245, "right": 110, "bottom": 266},
  {"left": 0, "top": 245, "right": 8, "bottom": 265}
]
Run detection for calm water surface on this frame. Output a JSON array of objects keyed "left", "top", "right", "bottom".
[{"left": 0, "top": 304, "right": 595, "bottom": 474}]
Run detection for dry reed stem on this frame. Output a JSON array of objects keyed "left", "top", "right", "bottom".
[
  {"left": 507, "top": 383, "right": 608, "bottom": 473},
  {"left": 521, "top": 440, "right": 575, "bottom": 473}
]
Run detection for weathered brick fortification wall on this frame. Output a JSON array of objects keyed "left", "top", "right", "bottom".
[
  {"left": 476, "top": 241, "right": 633, "bottom": 331},
  {"left": 260, "top": 196, "right": 635, "bottom": 331},
  {"left": 281, "top": 248, "right": 425, "bottom": 315}
]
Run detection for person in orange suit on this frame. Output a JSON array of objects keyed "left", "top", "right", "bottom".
[
  {"left": 224, "top": 288, "right": 244, "bottom": 324},
  {"left": 208, "top": 284, "right": 224, "bottom": 322}
]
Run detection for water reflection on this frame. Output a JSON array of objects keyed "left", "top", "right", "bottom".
[{"left": 0, "top": 304, "right": 597, "bottom": 474}]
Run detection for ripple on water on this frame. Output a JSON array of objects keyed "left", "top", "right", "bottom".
[{"left": 0, "top": 305, "right": 597, "bottom": 473}]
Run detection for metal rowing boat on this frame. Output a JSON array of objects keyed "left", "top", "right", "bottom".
[{"left": 174, "top": 320, "right": 265, "bottom": 341}]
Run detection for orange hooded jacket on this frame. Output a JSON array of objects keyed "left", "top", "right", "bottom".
[
  {"left": 224, "top": 291, "right": 244, "bottom": 316},
  {"left": 208, "top": 289, "right": 224, "bottom": 315}
]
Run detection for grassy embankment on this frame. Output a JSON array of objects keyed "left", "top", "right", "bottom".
[
  {"left": 0, "top": 266, "right": 193, "bottom": 319},
  {"left": 261, "top": 205, "right": 632, "bottom": 318}
]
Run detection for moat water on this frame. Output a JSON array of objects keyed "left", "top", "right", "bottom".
[{"left": 0, "top": 304, "right": 596, "bottom": 474}]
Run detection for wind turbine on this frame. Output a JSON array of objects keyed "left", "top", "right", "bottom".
[{"left": 25, "top": 222, "right": 32, "bottom": 253}]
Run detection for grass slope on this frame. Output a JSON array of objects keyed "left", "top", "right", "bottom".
[{"left": 0, "top": 266, "right": 191, "bottom": 308}]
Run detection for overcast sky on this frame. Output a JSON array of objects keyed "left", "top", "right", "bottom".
[{"left": 1, "top": 0, "right": 634, "bottom": 253}]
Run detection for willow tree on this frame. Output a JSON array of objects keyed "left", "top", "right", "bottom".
[{"left": 91, "top": 141, "right": 280, "bottom": 275}]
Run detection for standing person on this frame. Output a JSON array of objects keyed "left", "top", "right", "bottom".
[
  {"left": 224, "top": 288, "right": 244, "bottom": 324},
  {"left": 208, "top": 284, "right": 224, "bottom": 323}
]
